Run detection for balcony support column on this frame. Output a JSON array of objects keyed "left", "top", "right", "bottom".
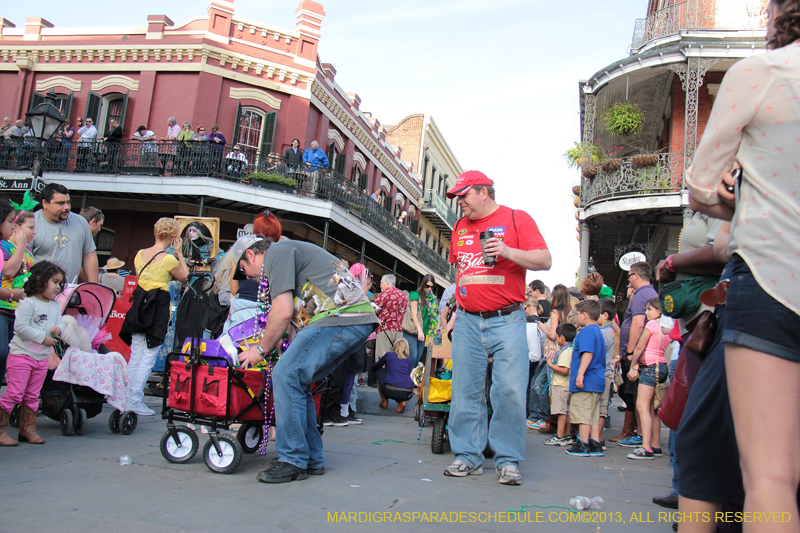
[
  {"left": 360, "top": 239, "right": 366, "bottom": 264},
  {"left": 579, "top": 220, "right": 590, "bottom": 281},
  {"left": 580, "top": 91, "right": 596, "bottom": 199},
  {"left": 322, "top": 220, "right": 329, "bottom": 250},
  {"left": 673, "top": 57, "right": 723, "bottom": 179}
]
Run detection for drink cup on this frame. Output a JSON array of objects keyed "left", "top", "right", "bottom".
[{"left": 479, "top": 231, "right": 496, "bottom": 266}]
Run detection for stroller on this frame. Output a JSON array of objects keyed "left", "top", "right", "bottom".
[{"left": 11, "top": 283, "right": 138, "bottom": 436}]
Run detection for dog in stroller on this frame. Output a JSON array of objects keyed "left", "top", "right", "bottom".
[{"left": 9, "top": 283, "right": 139, "bottom": 436}]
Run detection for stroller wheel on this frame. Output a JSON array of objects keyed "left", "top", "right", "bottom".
[
  {"left": 60, "top": 409, "right": 75, "bottom": 437},
  {"left": 431, "top": 416, "right": 447, "bottom": 455},
  {"left": 74, "top": 408, "right": 88, "bottom": 436},
  {"left": 160, "top": 426, "right": 198, "bottom": 464},
  {"left": 203, "top": 434, "right": 243, "bottom": 474},
  {"left": 108, "top": 410, "right": 122, "bottom": 434},
  {"left": 120, "top": 411, "right": 138, "bottom": 435},
  {"left": 9, "top": 405, "right": 20, "bottom": 428},
  {"left": 237, "top": 423, "right": 263, "bottom": 454}
]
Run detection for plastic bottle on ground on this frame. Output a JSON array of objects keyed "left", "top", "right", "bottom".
[
  {"left": 569, "top": 496, "right": 603, "bottom": 510},
  {"left": 119, "top": 455, "right": 132, "bottom": 466}
]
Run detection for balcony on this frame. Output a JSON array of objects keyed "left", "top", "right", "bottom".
[
  {"left": 0, "top": 139, "right": 451, "bottom": 279},
  {"left": 631, "top": 0, "right": 767, "bottom": 53},
  {"left": 421, "top": 189, "right": 458, "bottom": 231},
  {"left": 579, "top": 153, "right": 683, "bottom": 208}
]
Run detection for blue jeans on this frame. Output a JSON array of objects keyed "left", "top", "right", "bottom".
[
  {"left": 272, "top": 323, "right": 373, "bottom": 469},
  {"left": 449, "top": 309, "right": 528, "bottom": 469},
  {"left": 403, "top": 331, "right": 426, "bottom": 368},
  {"left": 528, "top": 359, "right": 550, "bottom": 422},
  {"left": 0, "top": 313, "right": 14, "bottom": 385},
  {"left": 668, "top": 356, "right": 679, "bottom": 496}
]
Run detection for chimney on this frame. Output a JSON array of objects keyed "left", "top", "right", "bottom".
[
  {"left": 0, "top": 19, "right": 15, "bottom": 40},
  {"left": 147, "top": 15, "right": 173, "bottom": 40},
  {"left": 295, "top": 1, "right": 324, "bottom": 61},
  {"left": 206, "top": 0, "right": 234, "bottom": 44},
  {"left": 24, "top": 18, "right": 53, "bottom": 42},
  {"left": 322, "top": 62, "right": 336, "bottom": 83}
]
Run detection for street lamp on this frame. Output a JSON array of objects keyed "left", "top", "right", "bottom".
[{"left": 25, "top": 89, "right": 65, "bottom": 178}]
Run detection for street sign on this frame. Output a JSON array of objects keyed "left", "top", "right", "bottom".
[
  {"left": 0, "top": 177, "right": 42, "bottom": 193},
  {"left": 619, "top": 251, "right": 647, "bottom": 271}
]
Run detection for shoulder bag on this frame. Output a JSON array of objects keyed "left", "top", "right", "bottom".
[
  {"left": 401, "top": 295, "right": 423, "bottom": 335},
  {"left": 658, "top": 345, "right": 688, "bottom": 430},
  {"left": 652, "top": 328, "right": 669, "bottom": 409}
]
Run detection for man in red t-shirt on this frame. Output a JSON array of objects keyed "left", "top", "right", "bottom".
[{"left": 442, "top": 170, "right": 551, "bottom": 486}]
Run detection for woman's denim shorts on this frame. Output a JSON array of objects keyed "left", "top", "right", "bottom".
[
  {"left": 639, "top": 363, "right": 668, "bottom": 387},
  {"left": 722, "top": 257, "right": 800, "bottom": 363}
]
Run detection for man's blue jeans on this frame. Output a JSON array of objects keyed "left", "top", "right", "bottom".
[
  {"left": 449, "top": 309, "right": 528, "bottom": 469},
  {"left": 272, "top": 323, "right": 373, "bottom": 469},
  {"left": 528, "top": 359, "right": 550, "bottom": 422}
]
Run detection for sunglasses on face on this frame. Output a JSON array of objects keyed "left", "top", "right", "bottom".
[{"left": 425, "top": 284, "right": 434, "bottom": 289}]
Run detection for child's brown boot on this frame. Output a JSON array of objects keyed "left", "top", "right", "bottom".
[
  {"left": 0, "top": 407, "right": 19, "bottom": 446},
  {"left": 18, "top": 405, "right": 44, "bottom": 444}
]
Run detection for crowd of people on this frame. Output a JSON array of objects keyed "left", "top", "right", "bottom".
[{"left": 0, "top": 5, "right": 798, "bottom": 526}]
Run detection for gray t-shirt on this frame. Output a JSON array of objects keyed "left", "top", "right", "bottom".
[
  {"left": 263, "top": 240, "right": 378, "bottom": 329},
  {"left": 32, "top": 211, "right": 96, "bottom": 284},
  {"left": 600, "top": 324, "right": 615, "bottom": 377}
]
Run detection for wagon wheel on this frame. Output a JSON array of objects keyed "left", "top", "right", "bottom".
[
  {"left": 160, "top": 426, "right": 198, "bottom": 464},
  {"left": 203, "top": 434, "right": 243, "bottom": 474},
  {"left": 237, "top": 423, "right": 264, "bottom": 454},
  {"left": 431, "top": 416, "right": 447, "bottom": 454}
]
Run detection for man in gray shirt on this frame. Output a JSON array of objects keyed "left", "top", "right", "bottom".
[{"left": 32, "top": 182, "right": 98, "bottom": 284}]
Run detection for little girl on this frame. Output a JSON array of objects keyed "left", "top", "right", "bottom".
[
  {"left": 0, "top": 208, "right": 36, "bottom": 386},
  {"left": 0, "top": 261, "right": 66, "bottom": 446},
  {"left": 626, "top": 297, "right": 670, "bottom": 460}
]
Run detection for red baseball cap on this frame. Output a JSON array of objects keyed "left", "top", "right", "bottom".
[{"left": 446, "top": 170, "right": 494, "bottom": 199}]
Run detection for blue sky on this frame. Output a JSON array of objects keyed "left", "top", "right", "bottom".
[{"left": 3, "top": 0, "right": 646, "bottom": 287}]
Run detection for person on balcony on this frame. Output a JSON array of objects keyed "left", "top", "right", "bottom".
[
  {"left": 207, "top": 124, "right": 226, "bottom": 169},
  {"left": 176, "top": 121, "right": 193, "bottom": 173},
  {"left": 132, "top": 125, "right": 157, "bottom": 167},
  {"left": 75, "top": 118, "right": 97, "bottom": 171},
  {"left": 302, "top": 140, "right": 328, "bottom": 172},
  {"left": 99, "top": 119, "right": 122, "bottom": 171},
  {"left": 159, "top": 117, "right": 180, "bottom": 172},
  {"left": 225, "top": 144, "right": 249, "bottom": 179},
  {"left": 54, "top": 120, "right": 74, "bottom": 171},
  {"left": 283, "top": 138, "right": 303, "bottom": 170}
]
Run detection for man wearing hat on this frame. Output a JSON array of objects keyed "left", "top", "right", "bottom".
[
  {"left": 442, "top": 170, "right": 551, "bottom": 486},
  {"left": 99, "top": 257, "right": 126, "bottom": 298},
  {"left": 232, "top": 234, "right": 377, "bottom": 483}
]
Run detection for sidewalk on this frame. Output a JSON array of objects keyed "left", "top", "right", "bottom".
[{"left": 1, "top": 385, "right": 676, "bottom": 532}]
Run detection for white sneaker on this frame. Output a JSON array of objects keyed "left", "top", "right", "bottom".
[
  {"left": 443, "top": 460, "right": 483, "bottom": 477},
  {"left": 496, "top": 464, "right": 522, "bottom": 485},
  {"left": 127, "top": 402, "right": 155, "bottom": 416}
]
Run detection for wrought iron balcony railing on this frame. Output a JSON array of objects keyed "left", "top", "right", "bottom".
[
  {"left": 631, "top": 0, "right": 767, "bottom": 52},
  {"left": 0, "top": 138, "right": 451, "bottom": 279},
  {"left": 422, "top": 188, "right": 458, "bottom": 229},
  {"left": 579, "top": 153, "right": 683, "bottom": 207}
]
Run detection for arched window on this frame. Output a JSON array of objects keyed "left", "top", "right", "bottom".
[{"left": 231, "top": 104, "right": 277, "bottom": 158}]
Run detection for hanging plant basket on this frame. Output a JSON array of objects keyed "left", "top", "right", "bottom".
[
  {"left": 602, "top": 158, "right": 622, "bottom": 172},
  {"left": 573, "top": 196, "right": 580, "bottom": 208},
  {"left": 571, "top": 185, "right": 581, "bottom": 196},
  {"left": 582, "top": 166, "right": 598, "bottom": 179},
  {"left": 564, "top": 141, "right": 602, "bottom": 170},
  {"left": 604, "top": 102, "right": 645, "bottom": 137},
  {"left": 631, "top": 154, "right": 659, "bottom": 168}
]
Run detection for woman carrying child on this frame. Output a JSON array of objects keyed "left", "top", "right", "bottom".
[
  {"left": 0, "top": 201, "right": 34, "bottom": 386},
  {"left": 372, "top": 337, "right": 415, "bottom": 413},
  {"left": 626, "top": 297, "right": 670, "bottom": 460},
  {"left": 0, "top": 261, "right": 66, "bottom": 445}
]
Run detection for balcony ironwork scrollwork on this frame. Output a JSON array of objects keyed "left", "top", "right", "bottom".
[{"left": 579, "top": 153, "right": 683, "bottom": 207}]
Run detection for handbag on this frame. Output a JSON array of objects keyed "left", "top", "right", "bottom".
[
  {"left": 659, "top": 276, "right": 718, "bottom": 319},
  {"left": 684, "top": 310, "right": 716, "bottom": 360},
  {"left": 401, "top": 296, "right": 423, "bottom": 335},
  {"left": 658, "top": 345, "right": 688, "bottom": 430},
  {"left": 652, "top": 329, "right": 669, "bottom": 409}
]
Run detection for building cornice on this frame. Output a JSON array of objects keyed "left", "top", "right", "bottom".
[{"left": 311, "top": 80, "right": 421, "bottom": 199}]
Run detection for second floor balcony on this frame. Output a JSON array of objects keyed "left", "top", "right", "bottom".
[
  {"left": 0, "top": 138, "right": 452, "bottom": 279},
  {"left": 631, "top": 0, "right": 767, "bottom": 54},
  {"left": 421, "top": 189, "right": 458, "bottom": 231},
  {"left": 579, "top": 152, "right": 684, "bottom": 211}
]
